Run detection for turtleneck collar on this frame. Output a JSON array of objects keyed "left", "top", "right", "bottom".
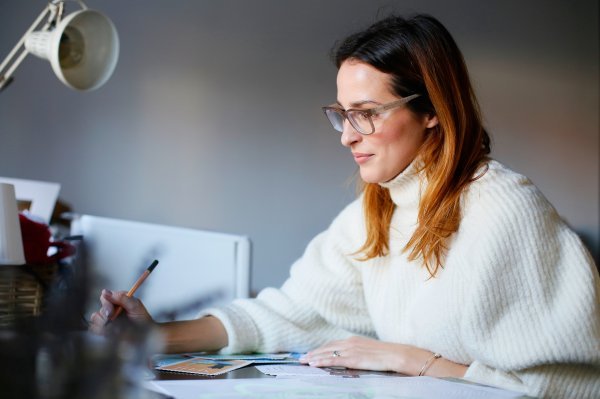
[{"left": 377, "top": 159, "right": 424, "bottom": 209}]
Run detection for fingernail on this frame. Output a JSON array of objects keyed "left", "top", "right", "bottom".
[{"left": 103, "top": 308, "right": 110, "bottom": 318}]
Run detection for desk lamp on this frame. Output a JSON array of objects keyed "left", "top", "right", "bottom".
[
  {"left": 0, "top": 0, "right": 119, "bottom": 92},
  {"left": 0, "top": 183, "right": 25, "bottom": 265}
]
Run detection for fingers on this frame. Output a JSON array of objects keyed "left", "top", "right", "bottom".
[
  {"left": 99, "top": 289, "right": 116, "bottom": 318},
  {"left": 99, "top": 289, "right": 142, "bottom": 317},
  {"left": 89, "top": 289, "right": 139, "bottom": 334},
  {"left": 109, "top": 291, "right": 140, "bottom": 312},
  {"left": 300, "top": 336, "right": 381, "bottom": 370},
  {"left": 300, "top": 339, "right": 352, "bottom": 368},
  {"left": 303, "top": 337, "right": 408, "bottom": 373},
  {"left": 105, "top": 289, "right": 154, "bottom": 324},
  {"left": 109, "top": 291, "right": 152, "bottom": 321},
  {"left": 89, "top": 289, "right": 116, "bottom": 335},
  {"left": 304, "top": 338, "right": 348, "bottom": 359},
  {"left": 89, "top": 309, "right": 109, "bottom": 334},
  {"left": 303, "top": 353, "right": 354, "bottom": 369},
  {"left": 89, "top": 288, "right": 155, "bottom": 337}
]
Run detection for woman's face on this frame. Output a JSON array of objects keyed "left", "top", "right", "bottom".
[{"left": 336, "top": 60, "right": 437, "bottom": 183}]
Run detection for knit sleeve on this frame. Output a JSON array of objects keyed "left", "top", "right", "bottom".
[
  {"left": 199, "top": 198, "right": 375, "bottom": 354},
  {"left": 458, "top": 169, "right": 600, "bottom": 398}
]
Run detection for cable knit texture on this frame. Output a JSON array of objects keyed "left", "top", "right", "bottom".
[{"left": 200, "top": 160, "right": 600, "bottom": 398}]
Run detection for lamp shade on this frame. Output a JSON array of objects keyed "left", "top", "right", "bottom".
[
  {"left": 0, "top": 183, "right": 25, "bottom": 265},
  {"left": 24, "top": 9, "right": 119, "bottom": 91}
]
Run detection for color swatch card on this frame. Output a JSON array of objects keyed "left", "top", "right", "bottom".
[
  {"left": 153, "top": 352, "right": 303, "bottom": 369},
  {"left": 156, "top": 358, "right": 252, "bottom": 376},
  {"left": 189, "top": 352, "right": 303, "bottom": 364}
]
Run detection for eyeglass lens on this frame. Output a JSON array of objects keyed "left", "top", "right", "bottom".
[
  {"left": 324, "top": 108, "right": 344, "bottom": 132},
  {"left": 324, "top": 108, "right": 373, "bottom": 135}
]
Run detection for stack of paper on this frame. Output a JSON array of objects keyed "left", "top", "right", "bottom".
[{"left": 145, "top": 376, "right": 531, "bottom": 399}]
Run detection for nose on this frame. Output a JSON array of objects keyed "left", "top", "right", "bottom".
[{"left": 340, "top": 120, "right": 362, "bottom": 148}]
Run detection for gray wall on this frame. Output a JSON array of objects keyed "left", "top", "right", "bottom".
[{"left": 1, "top": 0, "right": 598, "bottom": 292}]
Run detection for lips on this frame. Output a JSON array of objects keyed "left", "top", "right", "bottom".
[{"left": 352, "top": 152, "right": 373, "bottom": 164}]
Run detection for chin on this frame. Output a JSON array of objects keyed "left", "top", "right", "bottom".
[{"left": 359, "top": 171, "right": 387, "bottom": 184}]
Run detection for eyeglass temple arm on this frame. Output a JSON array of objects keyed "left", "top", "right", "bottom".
[{"left": 374, "top": 94, "right": 421, "bottom": 113}]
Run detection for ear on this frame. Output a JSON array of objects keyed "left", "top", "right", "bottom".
[{"left": 424, "top": 114, "right": 439, "bottom": 129}]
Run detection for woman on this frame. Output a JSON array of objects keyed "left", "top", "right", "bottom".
[{"left": 90, "top": 14, "right": 600, "bottom": 398}]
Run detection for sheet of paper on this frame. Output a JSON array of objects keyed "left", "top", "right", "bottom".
[
  {"left": 156, "top": 358, "right": 252, "bottom": 376},
  {"left": 189, "top": 352, "right": 301, "bottom": 364},
  {"left": 256, "top": 364, "right": 393, "bottom": 378},
  {"left": 148, "top": 376, "right": 530, "bottom": 399},
  {"left": 255, "top": 364, "right": 330, "bottom": 377},
  {"left": 184, "top": 352, "right": 294, "bottom": 360}
]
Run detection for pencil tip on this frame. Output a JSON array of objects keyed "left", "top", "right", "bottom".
[{"left": 148, "top": 259, "right": 159, "bottom": 272}]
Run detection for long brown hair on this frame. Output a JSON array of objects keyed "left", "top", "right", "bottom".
[{"left": 333, "top": 15, "right": 491, "bottom": 277}]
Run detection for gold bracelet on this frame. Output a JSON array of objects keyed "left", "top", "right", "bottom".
[{"left": 418, "top": 352, "right": 441, "bottom": 376}]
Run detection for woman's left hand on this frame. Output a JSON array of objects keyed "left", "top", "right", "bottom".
[
  {"left": 300, "top": 336, "right": 469, "bottom": 377},
  {"left": 299, "top": 336, "right": 422, "bottom": 374}
]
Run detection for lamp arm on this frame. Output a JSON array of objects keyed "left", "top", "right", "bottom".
[{"left": 0, "top": 1, "right": 64, "bottom": 92}]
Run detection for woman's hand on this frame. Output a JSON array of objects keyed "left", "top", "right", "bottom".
[
  {"left": 300, "top": 336, "right": 415, "bottom": 373},
  {"left": 299, "top": 336, "right": 467, "bottom": 377},
  {"left": 88, "top": 289, "right": 229, "bottom": 354},
  {"left": 89, "top": 289, "right": 154, "bottom": 335}
]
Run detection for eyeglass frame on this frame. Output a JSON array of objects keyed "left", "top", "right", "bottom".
[{"left": 322, "top": 94, "right": 421, "bottom": 135}]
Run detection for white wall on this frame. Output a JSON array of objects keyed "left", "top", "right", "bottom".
[{"left": 1, "top": 0, "right": 597, "bottom": 292}]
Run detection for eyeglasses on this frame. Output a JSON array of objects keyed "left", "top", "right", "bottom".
[{"left": 322, "top": 94, "right": 420, "bottom": 135}]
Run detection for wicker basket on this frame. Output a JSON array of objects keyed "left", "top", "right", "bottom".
[{"left": 0, "top": 263, "right": 57, "bottom": 327}]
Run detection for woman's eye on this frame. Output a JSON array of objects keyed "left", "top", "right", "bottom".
[
  {"left": 369, "top": 113, "right": 380, "bottom": 120},
  {"left": 356, "top": 112, "right": 370, "bottom": 121}
]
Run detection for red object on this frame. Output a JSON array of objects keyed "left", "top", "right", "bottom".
[{"left": 19, "top": 214, "right": 75, "bottom": 265}]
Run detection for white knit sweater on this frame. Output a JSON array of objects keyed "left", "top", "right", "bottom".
[{"left": 201, "top": 160, "right": 600, "bottom": 398}]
